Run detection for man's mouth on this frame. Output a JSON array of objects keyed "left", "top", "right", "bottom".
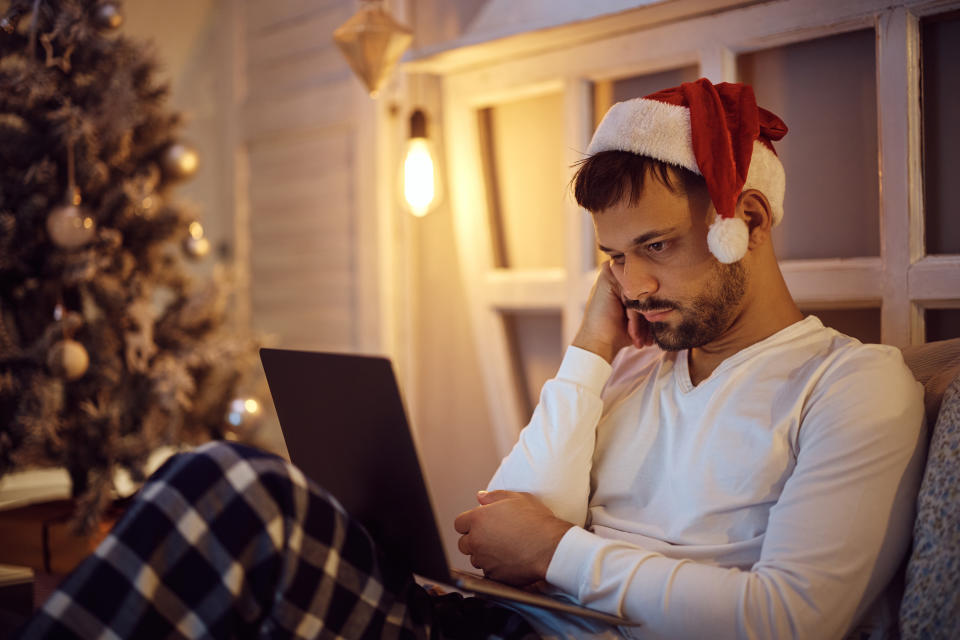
[{"left": 640, "top": 308, "right": 674, "bottom": 322}]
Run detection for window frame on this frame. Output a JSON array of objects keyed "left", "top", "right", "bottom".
[{"left": 415, "top": 0, "right": 960, "bottom": 452}]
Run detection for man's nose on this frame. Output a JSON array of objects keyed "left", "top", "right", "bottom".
[{"left": 618, "top": 257, "right": 659, "bottom": 300}]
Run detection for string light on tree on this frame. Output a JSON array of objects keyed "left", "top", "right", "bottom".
[
  {"left": 183, "top": 221, "right": 210, "bottom": 259},
  {"left": 225, "top": 397, "right": 263, "bottom": 439}
]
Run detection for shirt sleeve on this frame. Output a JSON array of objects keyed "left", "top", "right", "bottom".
[
  {"left": 545, "top": 347, "right": 926, "bottom": 640},
  {"left": 486, "top": 345, "right": 612, "bottom": 526}
]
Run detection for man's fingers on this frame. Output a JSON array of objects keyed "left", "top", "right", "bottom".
[
  {"left": 453, "top": 510, "right": 473, "bottom": 534},
  {"left": 470, "top": 555, "right": 483, "bottom": 569},
  {"left": 457, "top": 535, "right": 470, "bottom": 555},
  {"left": 626, "top": 309, "right": 649, "bottom": 350},
  {"left": 476, "top": 489, "right": 518, "bottom": 505}
]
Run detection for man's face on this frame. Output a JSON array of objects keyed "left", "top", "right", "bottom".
[{"left": 594, "top": 173, "right": 747, "bottom": 352}]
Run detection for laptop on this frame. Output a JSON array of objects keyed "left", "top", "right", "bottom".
[{"left": 260, "top": 347, "right": 637, "bottom": 627}]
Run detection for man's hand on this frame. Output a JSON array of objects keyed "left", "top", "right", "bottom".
[
  {"left": 454, "top": 490, "right": 574, "bottom": 586},
  {"left": 572, "top": 262, "right": 652, "bottom": 363}
]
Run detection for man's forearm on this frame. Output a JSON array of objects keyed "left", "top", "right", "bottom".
[{"left": 485, "top": 346, "right": 611, "bottom": 526}]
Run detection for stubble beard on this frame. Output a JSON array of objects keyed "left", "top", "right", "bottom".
[{"left": 644, "top": 261, "right": 748, "bottom": 352}]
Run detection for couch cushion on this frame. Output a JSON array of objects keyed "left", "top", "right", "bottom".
[
  {"left": 901, "top": 338, "right": 960, "bottom": 426},
  {"left": 899, "top": 373, "right": 960, "bottom": 639}
]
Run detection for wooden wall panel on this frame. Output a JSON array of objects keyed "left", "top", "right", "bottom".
[
  {"left": 242, "top": 2, "right": 364, "bottom": 353},
  {"left": 244, "top": 0, "right": 344, "bottom": 33}
]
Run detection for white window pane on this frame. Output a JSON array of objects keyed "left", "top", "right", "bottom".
[
  {"left": 593, "top": 66, "right": 701, "bottom": 128},
  {"left": 738, "top": 30, "right": 879, "bottom": 260},
  {"left": 922, "top": 11, "right": 960, "bottom": 255},
  {"left": 501, "top": 311, "right": 564, "bottom": 417},
  {"left": 480, "top": 93, "right": 566, "bottom": 269},
  {"left": 926, "top": 309, "right": 960, "bottom": 342},
  {"left": 803, "top": 308, "right": 881, "bottom": 344}
]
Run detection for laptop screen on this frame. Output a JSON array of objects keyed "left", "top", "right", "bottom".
[{"left": 260, "top": 348, "right": 450, "bottom": 581}]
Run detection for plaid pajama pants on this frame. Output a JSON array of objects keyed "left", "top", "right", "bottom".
[{"left": 17, "top": 441, "right": 538, "bottom": 640}]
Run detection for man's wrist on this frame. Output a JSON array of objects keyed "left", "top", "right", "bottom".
[
  {"left": 571, "top": 333, "right": 618, "bottom": 364},
  {"left": 538, "top": 519, "right": 576, "bottom": 580}
]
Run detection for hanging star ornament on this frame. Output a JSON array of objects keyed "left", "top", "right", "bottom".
[{"left": 333, "top": 0, "right": 412, "bottom": 97}]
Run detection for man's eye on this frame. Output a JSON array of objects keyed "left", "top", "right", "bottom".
[
  {"left": 609, "top": 255, "right": 624, "bottom": 265},
  {"left": 646, "top": 241, "right": 667, "bottom": 253}
]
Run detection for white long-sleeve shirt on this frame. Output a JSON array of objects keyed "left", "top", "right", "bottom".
[{"left": 488, "top": 317, "right": 925, "bottom": 639}]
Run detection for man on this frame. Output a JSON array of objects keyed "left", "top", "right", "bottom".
[
  {"left": 19, "top": 79, "right": 924, "bottom": 639},
  {"left": 453, "top": 79, "right": 925, "bottom": 638}
]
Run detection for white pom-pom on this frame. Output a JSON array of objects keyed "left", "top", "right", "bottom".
[{"left": 707, "top": 216, "right": 749, "bottom": 263}]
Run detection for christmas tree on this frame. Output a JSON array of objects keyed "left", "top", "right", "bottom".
[{"left": 0, "top": 0, "right": 258, "bottom": 531}]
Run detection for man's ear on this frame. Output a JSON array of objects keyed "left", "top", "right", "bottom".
[{"left": 737, "top": 189, "right": 773, "bottom": 248}]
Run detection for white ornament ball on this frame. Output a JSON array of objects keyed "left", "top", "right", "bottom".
[
  {"left": 707, "top": 216, "right": 749, "bottom": 264},
  {"left": 46, "top": 204, "right": 96, "bottom": 249},
  {"left": 48, "top": 339, "right": 90, "bottom": 380}
]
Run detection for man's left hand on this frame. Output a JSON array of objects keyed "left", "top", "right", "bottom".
[{"left": 453, "top": 490, "right": 574, "bottom": 586}]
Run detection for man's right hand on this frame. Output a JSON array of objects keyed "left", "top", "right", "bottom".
[{"left": 572, "top": 262, "right": 652, "bottom": 363}]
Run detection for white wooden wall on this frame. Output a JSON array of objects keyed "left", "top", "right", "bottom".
[{"left": 235, "top": 0, "right": 393, "bottom": 356}]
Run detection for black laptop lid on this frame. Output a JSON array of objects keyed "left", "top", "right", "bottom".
[{"left": 260, "top": 348, "right": 449, "bottom": 581}]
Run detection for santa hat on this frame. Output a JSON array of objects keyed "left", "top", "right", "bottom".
[{"left": 587, "top": 78, "right": 788, "bottom": 263}]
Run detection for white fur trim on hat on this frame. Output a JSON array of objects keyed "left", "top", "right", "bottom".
[
  {"left": 743, "top": 141, "right": 785, "bottom": 227},
  {"left": 587, "top": 99, "right": 698, "bottom": 172},
  {"left": 707, "top": 215, "right": 749, "bottom": 264}
]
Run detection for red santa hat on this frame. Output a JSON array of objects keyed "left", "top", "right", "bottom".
[{"left": 586, "top": 78, "right": 788, "bottom": 263}]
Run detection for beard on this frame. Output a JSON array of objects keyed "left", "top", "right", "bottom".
[{"left": 632, "top": 261, "right": 748, "bottom": 352}]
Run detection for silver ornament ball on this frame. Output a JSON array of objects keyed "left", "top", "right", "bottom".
[
  {"left": 94, "top": 3, "right": 124, "bottom": 30},
  {"left": 48, "top": 339, "right": 90, "bottom": 381},
  {"left": 46, "top": 204, "right": 96, "bottom": 249}
]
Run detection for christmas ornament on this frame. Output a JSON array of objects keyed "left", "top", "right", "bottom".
[
  {"left": 226, "top": 397, "right": 262, "bottom": 429},
  {"left": 183, "top": 221, "right": 210, "bottom": 259},
  {"left": 93, "top": 2, "right": 123, "bottom": 30},
  {"left": 333, "top": 0, "right": 412, "bottom": 97},
  {"left": 0, "top": 4, "right": 25, "bottom": 34},
  {"left": 160, "top": 142, "right": 199, "bottom": 181},
  {"left": 48, "top": 134, "right": 96, "bottom": 249},
  {"left": 46, "top": 201, "right": 96, "bottom": 249},
  {"left": 47, "top": 339, "right": 90, "bottom": 380}
]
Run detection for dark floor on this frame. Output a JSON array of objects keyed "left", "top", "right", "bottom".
[{"left": 0, "top": 581, "right": 32, "bottom": 639}]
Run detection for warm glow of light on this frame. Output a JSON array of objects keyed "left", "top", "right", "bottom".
[
  {"left": 189, "top": 221, "right": 204, "bottom": 239},
  {"left": 244, "top": 398, "right": 261, "bottom": 414},
  {"left": 403, "top": 137, "right": 436, "bottom": 217}
]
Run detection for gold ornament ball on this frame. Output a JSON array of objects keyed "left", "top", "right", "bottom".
[
  {"left": 161, "top": 143, "right": 199, "bottom": 181},
  {"left": 47, "top": 339, "right": 90, "bottom": 381},
  {"left": 94, "top": 3, "right": 124, "bottom": 30},
  {"left": 46, "top": 204, "right": 96, "bottom": 249}
]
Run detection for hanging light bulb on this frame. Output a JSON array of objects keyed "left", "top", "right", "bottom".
[{"left": 402, "top": 109, "right": 440, "bottom": 217}]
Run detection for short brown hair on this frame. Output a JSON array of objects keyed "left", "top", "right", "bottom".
[{"left": 572, "top": 150, "right": 707, "bottom": 213}]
